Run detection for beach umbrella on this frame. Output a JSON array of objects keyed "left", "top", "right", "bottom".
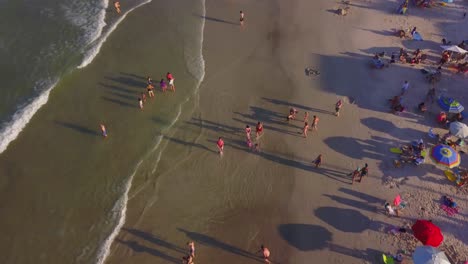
[
  {"left": 431, "top": 144, "right": 460, "bottom": 168},
  {"left": 412, "top": 220, "right": 444, "bottom": 247},
  {"left": 413, "top": 246, "right": 451, "bottom": 264},
  {"left": 438, "top": 97, "right": 464, "bottom": 113},
  {"left": 449, "top": 122, "right": 468, "bottom": 139},
  {"left": 441, "top": 45, "right": 468, "bottom": 54}
]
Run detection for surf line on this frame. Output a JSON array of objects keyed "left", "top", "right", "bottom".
[{"left": 94, "top": 0, "right": 206, "bottom": 262}]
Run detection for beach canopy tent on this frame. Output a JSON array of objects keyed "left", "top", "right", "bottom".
[
  {"left": 438, "top": 97, "right": 464, "bottom": 114},
  {"left": 441, "top": 45, "right": 468, "bottom": 54},
  {"left": 431, "top": 144, "right": 461, "bottom": 169},
  {"left": 413, "top": 246, "right": 451, "bottom": 264},
  {"left": 412, "top": 220, "right": 444, "bottom": 247},
  {"left": 449, "top": 121, "right": 468, "bottom": 139}
]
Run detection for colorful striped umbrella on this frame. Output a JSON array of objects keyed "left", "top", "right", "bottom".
[
  {"left": 431, "top": 144, "right": 460, "bottom": 168},
  {"left": 438, "top": 97, "right": 464, "bottom": 113}
]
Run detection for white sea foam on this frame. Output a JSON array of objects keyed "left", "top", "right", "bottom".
[
  {"left": 0, "top": 80, "right": 57, "bottom": 154},
  {"left": 78, "top": 0, "right": 152, "bottom": 68},
  {"left": 94, "top": 0, "right": 207, "bottom": 263},
  {"left": 94, "top": 160, "right": 142, "bottom": 264}
]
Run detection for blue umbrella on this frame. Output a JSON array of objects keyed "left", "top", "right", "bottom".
[
  {"left": 438, "top": 97, "right": 464, "bottom": 113},
  {"left": 431, "top": 144, "right": 461, "bottom": 168}
]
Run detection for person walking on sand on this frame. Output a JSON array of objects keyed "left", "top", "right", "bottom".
[
  {"left": 335, "top": 99, "right": 343, "bottom": 117},
  {"left": 239, "top": 11, "right": 245, "bottom": 26},
  {"left": 311, "top": 115, "right": 319, "bottom": 131},
  {"left": 166, "top": 72, "right": 175, "bottom": 92},
  {"left": 182, "top": 255, "right": 194, "bottom": 264},
  {"left": 401, "top": 80, "right": 409, "bottom": 96},
  {"left": 187, "top": 241, "right": 195, "bottom": 258},
  {"left": 257, "top": 245, "right": 270, "bottom": 264},
  {"left": 141, "top": 92, "right": 147, "bottom": 103},
  {"left": 113, "top": 1, "right": 121, "bottom": 14},
  {"left": 256, "top": 122, "right": 264, "bottom": 139},
  {"left": 302, "top": 122, "right": 309, "bottom": 138},
  {"left": 147, "top": 76, "right": 153, "bottom": 85},
  {"left": 245, "top": 125, "right": 251, "bottom": 140},
  {"left": 159, "top": 79, "right": 167, "bottom": 92},
  {"left": 100, "top": 124, "right": 107, "bottom": 138},
  {"left": 314, "top": 154, "right": 322, "bottom": 168},
  {"left": 217, "top": 137, "right": 224, "bottom": 155},
  {"left": 350, "top": 167, "right": 361, "bottom": 184},
  {"left": 359, "top": 163, "right": 368, "bottom": 182},
  {"left": 304, "top": 111, "right": 309, "bottom": 122},
  {"left": 138, "top": 97, "right": 143, "bottom": 110}
]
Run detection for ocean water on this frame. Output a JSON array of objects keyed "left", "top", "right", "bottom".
[
  {"left": 0, "top": 0, "right": 206, "bottom": 263},
  {"left": 0, "top": 0, "right": 149, "bottom": 153}
]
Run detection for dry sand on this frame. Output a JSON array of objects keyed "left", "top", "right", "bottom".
[{"left": 106, "top": 0, "right": 468, "bottom": 263}]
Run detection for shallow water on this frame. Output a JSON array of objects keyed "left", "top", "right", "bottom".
[{"left": 0, "top": 0, "right": 205, "bottom": 263}]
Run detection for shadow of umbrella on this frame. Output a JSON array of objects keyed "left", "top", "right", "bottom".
[
  {"left": 315, "top": 207, "right": 371, "bottom": 233},
  {"left": 278, "top": 224, "right": 332, "bottom": 251}
]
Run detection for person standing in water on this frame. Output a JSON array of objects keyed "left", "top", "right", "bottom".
[
  {"left": 166, "top": 72, "right": 175, "bottom": 92},
  {"left": 138, "top": 97, "right": 143, "bottom": 110},
  {"left": 100, "top": 124, "right": 107, "bottom": 138},
  {"left": 160, "top": 79, "right": 167, "bottom": 92},
  {"left": 147, "top": 83, "right": 155, "bottom": 98},
  {"left": 304, "top": 111, "right": 309, "bottom": 122},
  {"left": 217, "top": 137, "right": 224, "bottom": 155},
  {"left": 113, "top": 1, "right": 121, "bottom": 14},
  {"left": 240, "top": 11, "right": 245, "bottom": 26}
]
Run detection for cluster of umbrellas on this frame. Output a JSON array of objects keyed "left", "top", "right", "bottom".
[
  {"left": 438, "top": 97, "right": 464, "bottom": 114},
  {"left": 411, "top": 220, "right": 450, "bottom": 264}
]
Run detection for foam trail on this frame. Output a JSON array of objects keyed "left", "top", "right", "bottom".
[
  {"left": 94, "top": 0, "right": 206, "bottom": 262},
  {"left": 78, "top": 0, "right": 152, "bottom": 68},
  {"left": 94, "top": 160, "right": 142, "bottom": 264},
  {"left": 0, "top": 81, "right": 57, "bottom": 154}
]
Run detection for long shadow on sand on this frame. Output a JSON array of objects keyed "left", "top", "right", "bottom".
[
  {"left": 116, "top": 239, "right": 180, "bottom": 263},
  {"left": 361, "top": 117, "right": 423, "bottom": 139},
  {"left": 315, "top": 206, "right": 381, "bottom": 233},
  {"left": 278, "top": 224, "right": 332, "bottom": 251},
  {"left": 54, "top": 121, "right": 101, "bottom": 136},
  {"left": 194, "top": 14, "right": 239, "bottom": 25},
  {"left": 339, "top": 187, "right": 386, "bottom": 204},
  {"left": 262, "top": 97, "right": 335, "bottom": 115},
  {"left": 122, "top": 228, "right": 186, "bottom": 254},
  {"left": 323, "top": 194, "right": 380, "bottom": 214},
  {"left": 324, "top": 136, "right": 392, "bottom": 160},
  {"left": 164, "top": 135, "right": 218, "bottom": 154},
  {"left": 177, "top": 228, "right": 263, "bottom": 262},
  {"left": 328, "top": 243, "right": 384, "bottom": 263}
]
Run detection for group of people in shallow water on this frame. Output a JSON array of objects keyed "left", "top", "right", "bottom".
[
  {"left": 99, "top": 72, "right": 176, "bottom": 138},
  {"left": 139, "top": 72, "right": 175, "bottom": 110}
]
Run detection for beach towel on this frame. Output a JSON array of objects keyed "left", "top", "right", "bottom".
[
  {"left": 440, "top": 204, "right": 459, "bottom": 216},
  {"left": 390, "top": 147, "right": 403, "bottom": 154},
  {"left": 413, "top": 32, "right": 423, "bottom": 41}
]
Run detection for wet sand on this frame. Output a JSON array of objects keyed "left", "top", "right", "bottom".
[{"left": 107, "top": 0, "right": 468, "bottom": 263}]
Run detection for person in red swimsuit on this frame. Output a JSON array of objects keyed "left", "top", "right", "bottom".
[
  {"left": 217, "top": 137, "right": 224, "bottom": 155},
  {"left": 256, "top": 122, "right": 263, "bottom": 139}
]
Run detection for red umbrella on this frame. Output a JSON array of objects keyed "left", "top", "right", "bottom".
[{"left": 411, "top": 220, "right": 444, "bottom": 247}]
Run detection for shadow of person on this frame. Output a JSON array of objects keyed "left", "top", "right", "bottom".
[
  {"left": 177, "top": 228, "right": 263, "bottom": 262},
  {"left": 277, "top": 224, "right": 332, "bottom": 251},
  {"left": 122, "top": 228, "right": 186, "bottom": 254},
  {"left": 315, "top": 207, "right": 370, "bottom": 233},
  {"left": 115, "top": 239, "right": 180, "bottom": 263},
  {"left": 54, "top": 121, "right": 101, "bottom": 136}
]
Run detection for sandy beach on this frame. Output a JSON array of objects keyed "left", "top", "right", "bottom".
[
  {"left": 0, "top": 0, "right": 467, "bottom": 263},
  {"left": 104, "top": 0, "right": 468, "bottom": 263}
]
